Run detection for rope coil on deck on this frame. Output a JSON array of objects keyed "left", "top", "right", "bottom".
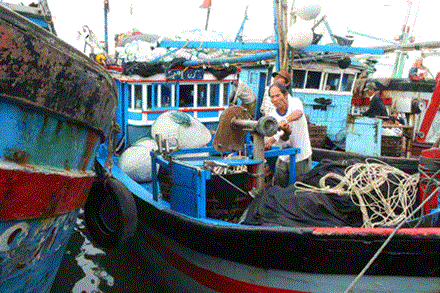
[
  {"left": 294, "top": 159, "right": 420, "bottom": 228},
  {"left": 209, "top": 153, "right": 248, "bottom": 175}
]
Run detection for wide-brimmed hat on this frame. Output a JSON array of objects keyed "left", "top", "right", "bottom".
[
  {"left": 364, "top": 82, "right": 378, "bottom": 91},
  {"left": 272, "top": 70, "right": 292, "bottom": 86}
]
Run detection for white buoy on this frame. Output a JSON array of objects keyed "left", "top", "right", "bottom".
[
  {"left": 295, "top": 4, "right": 321, "bottom": 21},
  {"left": 151, "top": 111, "right": 212, "bottom": 149},
  {"left": 117, "top": 139, "right": 158, "bottom": 182},
  {"left": 287, "top": 21, "right": 313, "bottom": 49}
]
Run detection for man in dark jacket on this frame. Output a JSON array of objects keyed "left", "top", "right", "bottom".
[{"left": 362, "top": 82, "right": 388, "bottom": 118}]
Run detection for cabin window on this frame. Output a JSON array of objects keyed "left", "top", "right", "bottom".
[
  {"left": 197, "top": 84, "right": 208, "bottom": 107},
  {"left": 222, "top": 83, "right": 230, "bottom": 106},
  {"left": 146, "top": 85, "right": 152, "bottom": 108},
  {"left": 210, "top": 84, "right": 220, "bottom": 106},
  {"left": 179, "top": 84, "right": 194, "bottom": 107},
  {"left": 128, "top": 85, "right": 133, "bottom": 109},
  {"left": 133, "top": 84, "right": 143, "bottom": 109},
  {"left": 305, "top": 71, "right": 321, "bottom": 89},
  {"left": 159, "top": 84, "right": 173, "bottom": 107},
  {"left": 292, "top": 70, "right": 306, "bottom": 89},
  {"left": 341, "top": 73, "right": 355, "bottom": 91},
  {"left": 325, "top": 73, "right": 341, "bottom": 91}
]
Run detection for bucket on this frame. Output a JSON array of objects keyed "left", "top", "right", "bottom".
[{"left": 418, "top": 148, "right": 440, "bottom": 214}]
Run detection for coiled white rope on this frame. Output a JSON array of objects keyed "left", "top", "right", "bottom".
[
  {"left": 294, "top": 158, "right": 420, "bottom": 228},
  {"left": 211, "top": 153, "right": 248, "bottom": 175}
]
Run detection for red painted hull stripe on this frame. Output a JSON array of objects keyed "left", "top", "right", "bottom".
[
  {"left": 143, "top": 108, "right": 225, "bottom": 114},
  {"left": 416, "top": 72, "right": 440, "bottom": 141},
  {"left": 0, "top": 168, "right": 94, "bottom": 220},
  {"left": 143, "top": 228, "right": 307, "bottom": 293},
  {"left": 312, "top": 226, "right": 440, "bottom": 236},
  {"left": 119, "top": 78, "right": 236, "bottom": 83}
]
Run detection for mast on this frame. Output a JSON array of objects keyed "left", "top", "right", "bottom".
[
  {"left": 200, "top": 0, "right": 212, "bottom": 30},
  {"left": 234, "top": 6, "right": 248, "bottom": 43},
  {"left": 273, "top": 0, "right": 281, "bottom": 71},
  {"left": 205, "top": 7, "right": 211, "bottom": 30},
  {"left": 391, "top": 0, "right": 417, "bottom": 78},
  {"left": 104, "top": 0, "right": 109, "bottom": 53}
]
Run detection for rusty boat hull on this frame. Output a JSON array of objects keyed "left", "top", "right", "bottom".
[{"left": 0, "top": 5, "right": 117, "bottom": 293}]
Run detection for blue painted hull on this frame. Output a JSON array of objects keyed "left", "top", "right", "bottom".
[
  {"left": 90, "top": 147, "right": 440, "bottom": 293},
  {"left": 0, "top": 4, "right": 118, "bottom": 292},
  {"left": 0, "top": 210, "right": 79, "bottom": 293},
  {"left": 0, "top": 99, "right": 97, "bottom": 292}
]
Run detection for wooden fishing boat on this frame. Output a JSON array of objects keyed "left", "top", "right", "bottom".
[
  {"left": 83, "top": 86, "right": 440, "bottom": 293},
  {"left": 82, "top": 1, "right": 440, "bottom": 292},
  {"left": 86, "top": 104, "right": 440, "bottom": 292},
  {"left": 310, "top": 73, "right": 440, "bottom": 176},
  {"left": 0, "top": 3, "right": 118, "bottom": 292}
]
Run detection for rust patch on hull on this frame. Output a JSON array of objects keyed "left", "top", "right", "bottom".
[
  {"left": 4, "top": 150, "right": 30, "bottom": 165},
  {"left": 0, "top": 6, "right": 118, "bottom": 139}
]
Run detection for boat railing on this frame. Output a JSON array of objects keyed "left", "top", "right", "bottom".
[{"left": 150, "top": 145, "right": 300, "bottom": 219}]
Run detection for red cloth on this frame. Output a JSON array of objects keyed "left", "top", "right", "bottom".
[
  {"left": 200, "top": 0, "right": 212, "bottom": 9},
  {"left": 409, "top": 73, "right": 424, "bottom": 81}
]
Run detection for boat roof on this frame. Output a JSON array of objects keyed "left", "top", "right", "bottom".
[
  {"left": 0, "top": 2, "right": 56, "bottom": 33},
  {"left": 356, "top": 77, "right": 437, "bottom": 93}
]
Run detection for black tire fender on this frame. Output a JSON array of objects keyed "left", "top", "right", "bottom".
[{"left": 84, "top": 176, "right": 138, "bottom": 248}]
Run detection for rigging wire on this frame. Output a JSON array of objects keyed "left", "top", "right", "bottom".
[{"left": 409, "top": 0, "right": 421, "bottom": 39}]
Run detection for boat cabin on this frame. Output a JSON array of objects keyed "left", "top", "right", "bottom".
[
  {"left": 290, "top": 63, "right": 360, "bottom": 141},
  {"left": 112, "top": 66, "right": 238, "bottom": 146},
  {"left": 242, "top": 61, "right": 362, "bottom": 141}
]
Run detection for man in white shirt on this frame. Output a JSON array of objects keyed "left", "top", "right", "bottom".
[
  {"left": 264, "top": 83, "right": 312, "bottom": 187},
  {"left": 260, "top": 69, "right": 292, "bottom": 116}
]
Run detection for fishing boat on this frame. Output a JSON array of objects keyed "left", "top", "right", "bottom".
[
  {"left": 0, "top": 3, "right": 118, "bottom": 292},
  {"left": 82, "top": 1, "right": 440, "bottom": 292},
  {"left": 85, "top": 37, "right": 440, "bottom": 293},
  {"left": 86, "top": 102, "right": 440, "bottom": 292},
  {"left": 311, "top": 72, "right": 440, "bottom": 175}
]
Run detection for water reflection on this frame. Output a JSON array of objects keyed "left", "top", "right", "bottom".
[{"left": 51, "top": 210, "right": 156, "bottom": 293}]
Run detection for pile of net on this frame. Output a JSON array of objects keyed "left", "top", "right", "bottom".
[
  {"left": 115, "top": 29, "right": 232, "bottom": 63},
  {"left": 243, "top": 158, "right": 420, "bottom": 228}
]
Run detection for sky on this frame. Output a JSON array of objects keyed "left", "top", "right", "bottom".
[{"left": 8, "top": 0, "right": 440, "bottom": 77}]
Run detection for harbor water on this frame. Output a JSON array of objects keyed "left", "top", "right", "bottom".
[{"left": 50, "top": 210, "right": 158, "bottom": 293}]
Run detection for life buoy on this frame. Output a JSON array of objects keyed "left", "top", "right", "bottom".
[{"left": 84, "top": 176, "right": 137, "bottom": 248}]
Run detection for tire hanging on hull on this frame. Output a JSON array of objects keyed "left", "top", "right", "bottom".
[{"left": 84, "top": 174, "right": 138, "bottom": 249}]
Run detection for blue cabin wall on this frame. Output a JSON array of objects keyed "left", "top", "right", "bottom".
[
  {"left": 114, "top": 76, "right": 236, "bottom": 146},
  {"left": 241, "top": 64, "right": 359, "bottom": 142},
  {"left": 239, "top": 67, "right": 268, "bottom": 118},
  {"left": 296, "top": 92, "right": 352, "bottom": 141},
  {"left": 114, "top": 79, "right": 149, "bottom": 147}
]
